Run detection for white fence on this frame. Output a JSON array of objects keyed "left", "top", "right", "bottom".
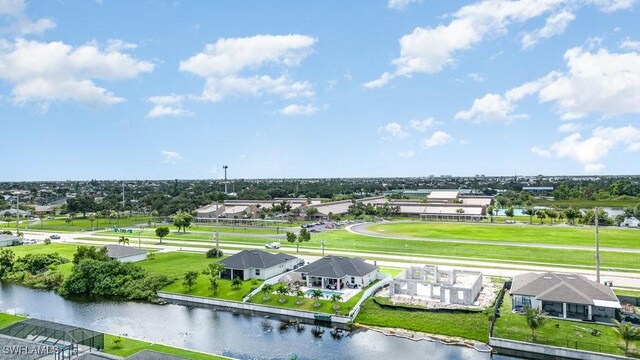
[{"left": 348, "top": 273, "right": 392, "bottom": 319}]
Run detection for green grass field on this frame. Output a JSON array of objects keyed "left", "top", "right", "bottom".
[
  {"left": 355, "top": 298, "right": 491, "bottom": 343},
  {"left": 0, "top": 312, "right": 26, "bottom": 329},
  {"left": 103, "top": 334, "right": 228, "bottom": 359},
  {"left": 532, "top": 197, "right": 640, "bottom": 208},
  {"left": 138, "top": 252, "right": 217, "bottom": 278},
  {"left": 6, "top": 243, "right": 81, "bottom": 259},
  {"left": 26, "top": 215, "right": 149, "bottom": 232},
  {"left": 367, "top": 222, "right": 640, "bottom": 249},
  {"left": 162, "top": 275, "right": 258, "bottom": 302},
  {"left": 493, "top": 295, "right": 636, "bottom": 356}
]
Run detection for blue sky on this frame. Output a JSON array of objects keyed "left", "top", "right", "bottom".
[{"left": 1, "top": 0, "right": 639, "bottom": 181}]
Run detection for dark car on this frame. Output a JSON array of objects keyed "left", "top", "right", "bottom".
[{"left": 50, "top": 235, "right": 61, "bottom": 240}]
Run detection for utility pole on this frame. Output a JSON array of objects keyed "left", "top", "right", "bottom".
[
  {"left": 321, "top": 239, "right": 325, "bottom": 257},
  {"left": 215, "top": 202, "right": 220, "bottom": 253},
  {"left": 122, "top": 182, "right": 125, "bottom": 210},
  {"left": 595, "top": 207, "right": 601, "bottom": 283},
  {"left": 223, "top": 165, "right": 228, "bottom": 194}
]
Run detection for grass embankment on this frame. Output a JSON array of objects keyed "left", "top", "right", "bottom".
[
  {"left": 0, "top": 313, "right": 26, "bottom": 329},
  {"left": 104, "top": 334, "right": 228, "bottom": 359},
  {"left": 532, "top": 197, "right": 640, "bottom": 208},
  {"left": 355, "top": 298, "right": 492, "bottom": 343},
  {"left": 614, "top": 289, "right": 640, "bottom": 298},
  {"left": 493, "top": 295, "right": 637, "bottom": 356},
  {"left": 367, "top": 222, "right": 640, "bottom": 249},
  {"left": 162, "top": 275, "right": 258, "bottom": 302}
]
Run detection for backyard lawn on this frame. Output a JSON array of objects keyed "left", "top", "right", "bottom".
[
  {"left": 367, "top": 222, "right": 640, "bottom": 249},
  {"left": 137, "top": 252, "right": 218, "bottom": 278},
  {"left": 7, "top": 243, "right": 81, "bottom": 259},
  {"left": 493, "top": 295, "right": 637, "bottom": 356},
  {"left": 355, "top": 298, "right": 492, "bottom": 343},
  {"left": 161, "top": 275, "right": 258, "bottom": 302},
  {"left": 0, "top": 312, "right": 26, "bottom": 330}
]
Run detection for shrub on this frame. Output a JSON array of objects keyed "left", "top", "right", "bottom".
[
  {"left": 14, "top": 253, "right": 68, "bottom": 275},
  {"left": 205, "top": 248, "right": 223, "bottom": 258},
  {"left": 73, "top": 246, "right": 109, "bottom": 264},
  {"left": 43, "top": 238, "right": 51, "bottom": 245}
]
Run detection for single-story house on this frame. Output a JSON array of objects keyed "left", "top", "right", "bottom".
[
  {"left": 295, "top": 256, "right": 378, "bottom": 290},
  {"left": 0, "top": 235, "right": 22, "bottom": 247},
  {"left": 220, "top": 250, "right": 302, "bottom": 281},
  {"left": 510, "top": 272, "right": 621, "bottom": 322},
  {"left": 105, "top": 245, "right": 148, "bottom": 263}
]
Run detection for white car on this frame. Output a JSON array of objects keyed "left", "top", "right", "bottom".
[
  {"left": 23, "top": 239, "right": 37, "bottom": 244},
  {"left": 265, "top": 242, "right": 281, "bottom": 249}
]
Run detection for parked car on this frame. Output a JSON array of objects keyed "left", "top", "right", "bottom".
[
  {"left": 23, "top": 239, "right": 37, "bottom": 244},
  {"left": 265, "top": 242, "right": 281, "bottom": 249},
  {"left": 50, "top": 235, "right": 60, "bottom": 240}
]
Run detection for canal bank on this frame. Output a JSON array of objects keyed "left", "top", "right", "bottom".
[{"left": 0, "top": 282, "right": 500, "bottom": 360}]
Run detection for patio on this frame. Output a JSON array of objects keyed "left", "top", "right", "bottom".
[{"left": 299, "top": 286, "right": 361, "bottom": 302}]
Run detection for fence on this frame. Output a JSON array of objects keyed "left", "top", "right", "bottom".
[
  {"left": 348, "top": 274, "right": 392, "bottom": 319},
  {"left": 489, "top": 281, "right": 508, "bottom": 337},
  {"left": 491, "top": 330, "right": 626, "bottom": 357}
]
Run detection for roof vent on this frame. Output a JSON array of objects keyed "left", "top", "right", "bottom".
[
  {"left": 566, "top": 276, "right": 575, "bottom": 280},
  {"left": 543, "top": 276, "right": 552, "bottom": 280}
]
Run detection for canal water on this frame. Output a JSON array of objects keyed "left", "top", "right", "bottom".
[{"left": 0, "top": 283, "right": 515, "bottom": 360}]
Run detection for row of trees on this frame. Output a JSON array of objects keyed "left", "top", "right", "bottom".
[{"left": 487, "top": 205, "right": 620, "bottom": 225}]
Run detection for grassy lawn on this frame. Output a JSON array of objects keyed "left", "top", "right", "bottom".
[
  {"left": 189, "top": 224, "right": 284, "bottom": 235},
  {"left": 137, "top": 252, "right": 218, "bottom": 278},
  {"left": 107, "top": 334, "right": 234, "bottom": 359},
  {"left": 367, "top": 222, "right": 640, "bottom": 249},
  {"left": 161, "top": 274, "right": 258, "bottom": 302},
  {"left": 355, "top": 298, "right": 491, "bottom": 343},
  {"left": 493, "top": 295, "right": 637, "bottom": 356},
  {"left": 29, "top": 215, "right": 149, "bottom": 232},
  {"left": 614, "top": 288, "right": 640, "bottom": 298},
  {"left": 0, "top": 312, "right": 26, "bottom": 330},
  {"left": 379, "top": 267, "right": 403, "bottom": 277},
  {"left": 6, "top": 243, "right": 81, "bottom": 259}
]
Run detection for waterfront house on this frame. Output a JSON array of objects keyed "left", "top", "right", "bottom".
[
  {"left": 220, "top": 250, "right": 302, "bottom": 281},
  {"left": 510, "top": 272, "right": 621, "bottom": 322},
  {"left": 0, "top": 235, "right": 22, "bottom": 247},
  {"left": 295, "top": 256, "right": 378, "bottom": 290},
  {"left": 105, "top": 245, "right": 148, "bottom": 263}
]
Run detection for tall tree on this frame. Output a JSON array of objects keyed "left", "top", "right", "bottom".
[
  {"left": 286, "top": 231, "right": 300, "bottom": 252},
  {"left": 535, "top": 209, "right": 546, "bottom": 225},
  {"left": 523, "top": 207, "right": 535, "bottom": 224},
  {"left": 155, "top": 226, "right": 170, "bottom": 244},
  {"left": 173, "top": 211, "right": 193, "bottom": 233}
]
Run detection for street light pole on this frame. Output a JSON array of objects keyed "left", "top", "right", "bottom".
[
  {"left": 16, "top": 193, "right": 19, "bottom": 235},
  {"left": 595, "top": 207, "right": 601, "bottom": 283},
  {"left": 215, "top": 202, "right": 220, "bottom": 253}
]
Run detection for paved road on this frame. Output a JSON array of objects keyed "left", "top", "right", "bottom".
[
  {"left": 347, "top": 222, "right": 640, "bottom": 253},
  {"left": 20, "top": 230, "right": 640, "bottom": 290}
]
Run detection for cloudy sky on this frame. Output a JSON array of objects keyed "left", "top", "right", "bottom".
[{"left": 1, "top": 0, "right": 639, "bottom": 180}]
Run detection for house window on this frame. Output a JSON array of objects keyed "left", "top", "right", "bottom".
[
  {"left": 522, "top": 297, "right": 532, "bottom": 307},
  {"left": 598, "top": 307, "right": 605, "bottom": 311},
  {"left": 255, "top": 269, "right": 261, "bottom": 276},
  {"left": 351, "top": 277, "right": 355, "bottom": 283}
]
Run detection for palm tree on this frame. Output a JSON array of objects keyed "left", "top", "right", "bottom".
[
  {"left": 261, "top": 284, "right": 273, "bottom": 301},
  {"left": 613, "top": 320, "right": 640, "bottom": 353},
  {"left": 118, "top": 236, "right": 129, "bottom": 246},
  {"left": 182, "top": 271, "right": 199, "bottom": 291},
  {"left": 311, "top": 289, "right": 323, "bottom": 307},
  {"left": 525, "top": 306, "right": 547, "bottom": 341},
  {"left": 295, "top": 289, "right": 305, "bottom": 305},
  {"left": 276, "top": 284, "right": 289, "bottom": 303},
  {"left": 330, "top": 294, "right": 343, "bottom": 310}
]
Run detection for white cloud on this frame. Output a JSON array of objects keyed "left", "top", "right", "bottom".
[
  {"left": 279, "top": 103, "right": 318, "bottom": 116},
  {"left": 379, "top": 122, "right": 408, "bottom": 139},
  {"left": 202, "top": 75, "right": 313, "bottom": 102},
  {"left": 588, "top": 0, "right": 637, "bottom": 12},
  {"left": 522, "top": 10, "right": 575, "bottom": 49},
  {"left": 557, "top": 123, "right": 583, "bottom": 133},
  {"left": 531, "top": 125, "right": 640, "bottom": 172},
  {"left": 388, "top": 0, "right": 422, "bottom": 10},
  {"left": 409, "top": 118, "right": 434, "bottom": 131},
  {"left": 531, "top": 146, "right": 552, "bottom": 157},
  {"left": 458, "top": 47, "right": 640, "bottom": 121},
  {"left": 161, "top": 150, "right": 182, "bottom": 163},
  {"left": 454, "top": 93, "right": 527, "bottom": 122},
  {"left": 620, "top": 38, "right": 640, "bottom": 51},
  {"left": 467, "top": 73, "right": 485, "bottom": 82},
  {"left": 398, "top": 150, "right": 416, "bottom": 158},
  {"left": 146, "top": 95, "right": 192, "bottom": 118},
  {"left": 0, "top": 0, "right": 55, "bottom": 35},
  {"left": 0, "top": 39, "right": 154, "bottom": 107},
  {"left": 105, "top": 39, "right": 138, "bottom": 52},
  {"left": 424, "top": 131, "right": 452, "bottom": 148},
  {"left": 366, "top": 0, "right": 637, "bottom": 87}
]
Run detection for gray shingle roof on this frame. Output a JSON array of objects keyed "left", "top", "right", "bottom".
[
  {"left": 295, "top": 256, "right": 378, "bottom": 278},
  {"left": 0, "top": 235, "right": 21, "bottom": 242},
  {"left": 511, "top": 272, "right": 619, "bottom": 305},
  {"left": 0, "top": 334, "right": 56, "bottom": 360},
  {"left": 220, "top": 250, "right": 299, "bottom": 270},
  {"left": 105, "top": 245, "right": 147, "bottom": 259}
]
